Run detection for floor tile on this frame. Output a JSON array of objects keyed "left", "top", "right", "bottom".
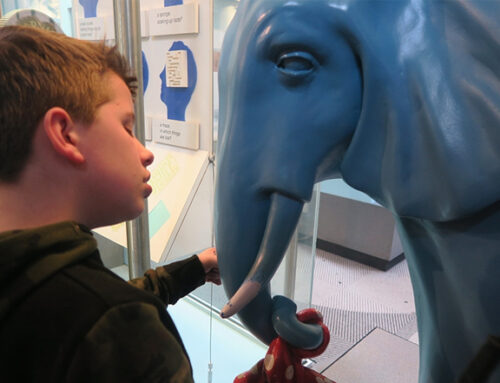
[{"left": 323, "top": 328, "right": 419, "bottom": 383}]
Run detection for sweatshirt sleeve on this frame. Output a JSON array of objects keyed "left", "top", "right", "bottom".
[
  {"left": 127, "top": 255, "right": 206, "bottom": 305},
  {"left": 66, "top": 302, "right": 194, "bottom": 383}
]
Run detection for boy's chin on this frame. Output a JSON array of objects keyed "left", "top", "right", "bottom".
[
  {"left": 89, "top": 207, "right": 146, "bottom": 229},
  {"left": 120, "top": 207, "right": 145, "bottom": 224}
]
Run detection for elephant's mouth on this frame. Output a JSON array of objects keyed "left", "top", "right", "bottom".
[{"left": 221, "top": 191, "right": 305, "bottom": 318}]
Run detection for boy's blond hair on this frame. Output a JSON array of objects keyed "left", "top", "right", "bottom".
[{"left": 0, "top": 25, "right": 137, "bottom": 181}]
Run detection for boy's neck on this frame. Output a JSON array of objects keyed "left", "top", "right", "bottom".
[{"left": 0, "top": 169, "right": 79, "bottom": 233}]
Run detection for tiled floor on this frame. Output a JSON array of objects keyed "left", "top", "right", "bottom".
[
  {"left": 323, "top": 328, "right": 419, "bottom": 383},
  {"left": 310, "top": 248, "right": 418, "bottom": 374}
]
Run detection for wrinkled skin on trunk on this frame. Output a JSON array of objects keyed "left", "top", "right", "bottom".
[{"left": 215, "top": 1, "right": 500, "bottom": 382}]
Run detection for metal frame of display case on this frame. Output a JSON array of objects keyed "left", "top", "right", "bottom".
[{"left": 113, "top": 0, "right": 151, "bottom": 278}]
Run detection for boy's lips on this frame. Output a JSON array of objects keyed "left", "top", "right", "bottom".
[
  {"left": 143, "top": 171, "right": 152, "bottom": 198},
  {"left": 144, "top": 183, "right": 153, "bottom": 198}
]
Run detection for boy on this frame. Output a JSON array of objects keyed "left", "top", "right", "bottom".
[{"left": 0, "top": 25, "right": 219, "bottom": 382}]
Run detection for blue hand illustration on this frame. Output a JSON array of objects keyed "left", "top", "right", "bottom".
[
  {"left": 159, "top": 41, "right": 197, "bottom": 121},
  {"left": 142, "top": 51, "right": 149, "bottom": 94},
  {"left": 79, "top": 0, "right": 98, "bottom": 18},
  {"left": 164, "top": 0, "right": 183, "bottom": 6}
]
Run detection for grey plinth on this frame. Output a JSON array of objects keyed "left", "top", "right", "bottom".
[{"left": 317, "top": 192, "right": 404, "bottom": 271}]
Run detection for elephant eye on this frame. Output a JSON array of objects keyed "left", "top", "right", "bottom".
[{"left": 276, "top": 52, "right": 316, "bottom": 77}]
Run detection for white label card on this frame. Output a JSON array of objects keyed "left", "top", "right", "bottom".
[
  {"left": 78, "top": 17, "right": 105, "bottom": 40},
  {"left": 166, "top": 50, "right": 188, "bottom": 88},
  {"left": 78, "top": 16, "right": 115, "bottom": 41},
  {"left": 152, "top": 118, "right": 199, "bottom": 150},
  {"left": 148, "top": 2, "right": 199, "bottom": 36}
]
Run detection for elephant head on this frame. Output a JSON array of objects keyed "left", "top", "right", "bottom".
[
  {"left": 216, "top": 0, "right": 363, "bottom": 347},
  {"left": 215, "top": 0, "right": 500, "bottom": 379}
]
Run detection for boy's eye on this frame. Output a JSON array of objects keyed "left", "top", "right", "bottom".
[
  {"left": 122, "top": 114, "right": 136, "bottom": 136},
  {"left": 124, "top": 124, "right": 134, "bottom": 136}
]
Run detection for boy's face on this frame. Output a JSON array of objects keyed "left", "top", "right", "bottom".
[{"left": 77, "top": 72, "right": 154, "bottom": 228}]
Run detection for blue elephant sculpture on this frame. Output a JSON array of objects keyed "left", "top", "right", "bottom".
[{"left": 214, "top": 0, "right": 500, "bottom": 382}]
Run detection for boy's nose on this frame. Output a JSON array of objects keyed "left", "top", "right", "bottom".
[
  {"left": 143, "top": 148, "right": 154, "bottom": 167},
  {"left": 138, "top": 141, "right": 154, "bottom": 166}
]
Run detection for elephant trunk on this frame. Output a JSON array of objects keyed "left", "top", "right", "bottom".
[{"left": 221, "top": 192, "right": 324, "bottom": 349}]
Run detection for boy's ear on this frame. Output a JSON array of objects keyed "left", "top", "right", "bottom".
[{"left": 43, "top": 107, "right": 85, "bottom": 165}]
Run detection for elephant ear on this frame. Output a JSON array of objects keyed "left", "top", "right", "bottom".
[{"left": 340, "top": 0, "right": 500, "bottom": 221}]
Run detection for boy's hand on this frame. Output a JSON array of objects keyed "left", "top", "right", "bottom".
[{"left": 198, "top": 247, "right": 221, "bottom": 285}]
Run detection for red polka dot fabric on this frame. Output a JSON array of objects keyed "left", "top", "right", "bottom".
[{"left": 234, "top": 309, "right": 336, "bottom": 383}]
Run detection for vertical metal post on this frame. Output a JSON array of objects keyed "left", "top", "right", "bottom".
[
  {"left": 284, "top": 229, "right": 298, "bottom": 300},
  {"left": 307, "top": 185, "right": 321, "bottom": 306},
  {"left": 113, "top": 0, "right": 151, "bottom": 278}
]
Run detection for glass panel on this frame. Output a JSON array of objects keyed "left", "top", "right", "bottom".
[
  {"left": 190, "top": 0, "right": 235, "bottom": 312},
  {"left": 212, "top": 0, "right": 238, "bottom": 151},
  {"left": 321, "top": 178, "right": 377, "bottom": 204},
  {"left": 0, "top": 0, "right": 74, "bottom": 35},
  {"left": 271, "top": 184, "right": 320, "bottom": 311}
]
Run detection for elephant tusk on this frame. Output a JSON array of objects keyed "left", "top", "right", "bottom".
[
  {"left": 220, "top": 280, "right": 261, "bottom": 318},
  {"left": 221, "top": 192, "right": 304, "bottom": 318}
]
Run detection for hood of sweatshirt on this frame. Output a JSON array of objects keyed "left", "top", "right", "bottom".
[{"left": 0, "top": 221, "right": 97, "bottom": 322}]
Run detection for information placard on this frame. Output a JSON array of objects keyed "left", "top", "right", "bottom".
[
  {"left": 148, "top": 3, "right": 199, "bottom": 36},
  {"left": 152, "top": 118, "right": 200, "bottom": 151},
  {"left": 166, "top": 50, "right": 188, "bottom": 87},
  {"left": 77, "top": 16, "right": 115, "bottom": 40}
]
